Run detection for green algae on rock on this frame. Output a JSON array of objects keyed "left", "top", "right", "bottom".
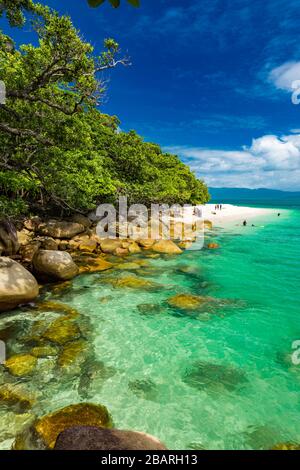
[
  {"left": 167, "top": 293, "right": 213, "bottom": 310},
  {"left": 58, "top": 340, "right": 88, "bottom": 368},
  {"left": 128, "top": 379, "right": 158, "bottom": 402},
  {"left": 183, "top": 361, "right": 248, "bottom": 392},
  {"left": 103, "top": 274, "right": 160, "bottom": 291},
  {"left": 35, "top": 301, "right": 80, "bottom": 318},
  {"left": 272, "top": 443, "right": 300, "bottom": 450},
  {"left": 0, "top": 384, "right": 35, "bottom": 412},
  {"left": 13, "top": 403, "right": 113, "bottom": 450},
  {"left": 137, "top": 303, "right": 166, "bottom": 316},
  {"left": 116, "top": 262, "right": 141, "bottom": 271},
  {"left": 42, "top": 318, "right": 81, "bottom": 345},
  {"left": 5, "top": 354, "right": 37, "bottom": 377},
  {"left": 30, "top": 345, "right": 58, "bottom": 358}
]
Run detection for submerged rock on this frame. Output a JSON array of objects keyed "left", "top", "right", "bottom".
[
  {"left": 49, "top": 281, "right": 73, "bottom": 296},
  {"left": 5, "top": 354, "right": 37, "bottom": 377},
  {"left": 42, "top": 318, "right": 81, "bottom": 345},
  {"left": 13, "top": 403, "right": 113, "bottom": 450},
  {"left": 167, "top": 293, "right": 212, "bottom": 310},
  {"left": 78, "top": 257, "right": 114, "bottom": 274},
  {"left": 0, "top": 257, "right": 39, "bottom": 312},
  {"left": 30, "top": 345, "right": 58, "bottom": 358},
  {"left": 33, "top": 250, "right": 79, "bottom": 281},
  {"left": 128, "top": 379, "right": 158, "bottom": 401},
  {"left": 177, "top": 265, "right": 201, "bottom": 275},
  {"left": 108, "top": 275, "right": 159, "bottom": 290},
  {"left": 98, "top": 295, "right": 113, "bottom": 304},
  {"left": 152, "top": 240, "right": 182, "bottom": 255},
  {"left": 243, "top": 425, "right": 285, "bottom": 450},
  {"left": 0, "top": 412, "right": 35, "bottom": 443},
  {"left": 58, "top": 340, "right": 88, "bottom": 368},
  {"left": 207, "top": 243, "right": 219, "bottom": 250},
  {"left": 183, "top": 360, "right": 248, "bottom": 392},
  {"left": 272, "top": 442, "right": 300, "bottom": 450},
  {"left": 116, "top": 262, "right": 141, "bottom": 271},
  {"left": 78, "top": 361, "right": 116, "bottom": 400},
  {"left": 146, "top": 253, "right": 160, "bottom": 259},
  {"left": 0, "top": 384, "right": 35, "bottom": 412},
  {"left": 137, "top": 303, "right": 165, "bottom": 316},
  {"left": 35, "top": 300, "right": 79, "bottom": 318},
  {"left": 54, "top": 426, "right": 167, "bottom": 450}
]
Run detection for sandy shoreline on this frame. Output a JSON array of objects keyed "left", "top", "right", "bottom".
[{"left": 201, "top": 204, "right": 281, "bottom": 227}]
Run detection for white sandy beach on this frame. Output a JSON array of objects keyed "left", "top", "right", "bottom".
[{"left": 201, "top": 204, "right": 280, "bottom": 227}]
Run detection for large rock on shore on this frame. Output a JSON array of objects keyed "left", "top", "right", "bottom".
[
  {"left": 33, "top": 250, "right": 79, "bottom": 281},
  {"left": 0, "top": 220, "right": 19, "bottom": 256},
  {"left": 13, "top": 403, "right": 113, "bottom": 450},
  {"left": 152, "top": 240, "right": 182, "bottom": 255},
  {"left": 71, "top": 214, "right": 92, "bottom": 229},
  {"left": 0, "top": 257, "right": 39, "bottom": 312},
  {"left": 37, "top": 221, "right": 85, "bottom": 239},
  {"left": 19, "top": 241, "right": 41, "bottom": 263},
  {"left": 100, "top": 239, "right": 123, "bottom": 254},
  {"left": 54, "top": 426, "right": 167, "bottom": 451},
  {"left": 137, "top": 239, "right": 156, "bottom": 249}
]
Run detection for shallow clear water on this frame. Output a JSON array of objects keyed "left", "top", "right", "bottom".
[{"left": 0, "top": 205, "right": 300, "bottom": 450}]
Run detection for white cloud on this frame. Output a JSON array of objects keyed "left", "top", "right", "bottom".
[
  {"left": 165, "top": 133, "right": 300, "bottom": 190},
  {"left": 268, "top": 61, "right": 300, "bottom": 91}
]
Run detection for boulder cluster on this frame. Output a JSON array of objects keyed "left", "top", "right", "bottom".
[{"left": 0, "top": 214, "right": 212, "bottom": 312}]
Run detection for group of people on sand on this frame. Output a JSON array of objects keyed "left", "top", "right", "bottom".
[{"left": 215, "top": 204, "right": 223, "bottom": 210}]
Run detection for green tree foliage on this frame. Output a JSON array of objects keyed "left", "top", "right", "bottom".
[
  {"left": 0, "top": 0, "right": 35, "bottom": 27},
  {"left": 0, "top": 0, "right": 140, "bottom": 27},
  {"left": 0, "top": 2, "right": 209, "bottom": 218},
  {"left": 88, "top": 0, "right": 140, "bottom": 8}
]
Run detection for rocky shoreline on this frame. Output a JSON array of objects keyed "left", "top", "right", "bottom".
[{"left": 0, "top": 214, "right": 214, "bottom": 312}]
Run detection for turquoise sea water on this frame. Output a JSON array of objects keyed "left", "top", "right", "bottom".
[{"left": 0, "top": 201, "right": 299, "bottom": 450}]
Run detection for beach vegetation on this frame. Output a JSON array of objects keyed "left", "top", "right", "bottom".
[{"left": 0, "top": 1, "right": 209, "bottom": 218}]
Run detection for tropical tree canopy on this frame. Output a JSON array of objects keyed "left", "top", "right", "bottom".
[
  {"left": 88, "top": 0, "right": 140, "bottom": 8},
  {"left": 0, "top": 1, "right": 209, "bottom": 218}
]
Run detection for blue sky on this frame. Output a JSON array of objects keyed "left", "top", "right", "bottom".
[{"left": 3, "top": 0, "right": 300, "bottom": 189}]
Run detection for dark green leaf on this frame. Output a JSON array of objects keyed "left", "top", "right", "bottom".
[
  {"left": 88, "top": 0, "right": 106, "bottom": 8},
  {"left": 127, "top": 0, "right": 140, "bottom": 6},
  {"left": 109, "top": 0, "right": 121, "bottom": 7}
]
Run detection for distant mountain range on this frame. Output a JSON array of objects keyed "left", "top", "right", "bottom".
[
  {"left": 209, "top": 188, "right": 300, "bottom": 207},
  {"left": 209, "top": 188, "right": 300, "bottom": 200}
]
